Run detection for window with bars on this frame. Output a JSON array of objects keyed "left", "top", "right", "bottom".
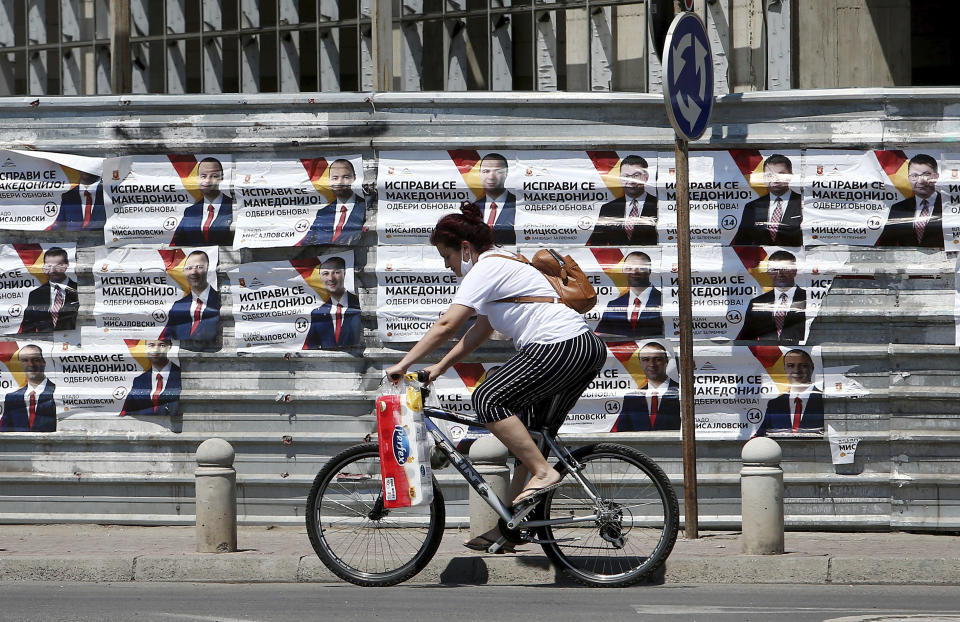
[{"left": 0, "top": 0, "right": 658, "bottom": 95}]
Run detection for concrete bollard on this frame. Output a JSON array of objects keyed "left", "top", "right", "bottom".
[
  {"left": 468, "top": 435, "right": 510, "bottom": 538},
  {"left": 740, "top": 436, "right": 784, "bottom": 555},
  {"left": 195, "top": 438, "right": 237, "bottom": 553}
]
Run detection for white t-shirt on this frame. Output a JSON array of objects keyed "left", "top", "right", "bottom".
[{"left": 452, "top": 250, "right": 589, "bottom": 348}]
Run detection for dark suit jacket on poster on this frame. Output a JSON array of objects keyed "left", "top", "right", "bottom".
[
  {"left": 19, "top": 280, "right": 79, "bottom": 333},
  {"left": 612, "top": 379, "right": 681, "bottom": 432},
  {"left": 587, "top": 194, "right": 659, "bottom": 246},
  {"left": 738, "top": 288, "right": 806, "bottom": 345},
  {"left": 471, "top": 194, "right": 516, "bottom": 246},
  {"left": 594, "top": 289, "right": 663, "bottom": 339},
  {"left": 732, "top": 191, "right": 803, "bottom": 246},
  {"left": 756, "top": 388, "right": 824, "bottom": 436},
  {"left": 56, "top": 184, "right": 105, "bottom": 231},
  {"left": 303, "top": 292, "right": 362, "bottom": 349},
  {"left": 0, "top": 382, "right": 57, "bottom": 432},
  {"left": 876, "top": 195, "right": 943, "bottom": 248},
  {"left": 170, "top": 195, "right": 234, "bottom": 246},
  {"left": 298, "top": 196, "right": 366, "bottom": 246},
  {"left": 161, "top": 289, "right": 222, "bottom": 344},
  {"left": 120, "top": 365, "right": 182, "bottom": 417}
]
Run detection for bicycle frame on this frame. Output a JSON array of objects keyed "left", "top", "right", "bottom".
[{"left": 422, "top": 404, "right": 607, "bottom": 532}]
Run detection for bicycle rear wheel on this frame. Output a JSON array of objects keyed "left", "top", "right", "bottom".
[
  {"left": 305, "top": 442, "right": 445, "bottom": 587},
  {"left": 536, "top": 443, "right": 678, "bottom": 587}
]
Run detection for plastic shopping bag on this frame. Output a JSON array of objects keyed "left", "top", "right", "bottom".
[{"left": 376, "top": 373, "right": 434, "bottom": 508}]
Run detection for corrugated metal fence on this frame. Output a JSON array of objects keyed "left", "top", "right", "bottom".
[{"left": 1, "top": 89, "right": 959, "bottom": 530}]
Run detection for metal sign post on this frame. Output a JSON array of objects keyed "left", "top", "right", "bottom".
[{"left": 662, "top": 10, "right": 714, "bottom": 540}]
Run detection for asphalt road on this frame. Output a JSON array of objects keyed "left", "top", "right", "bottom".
[{"left": 2, "top": 583, "right": 960, "bottom": 622}]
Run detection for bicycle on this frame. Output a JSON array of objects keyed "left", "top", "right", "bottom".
[{"left": 306, "top": 371, "right": 679, "bottom": 587}]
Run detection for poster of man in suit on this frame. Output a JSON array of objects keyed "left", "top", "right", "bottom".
[
  {"left": 299, "top": 158, "right": 367, "bottom": 246},
  {"left": 755, "top": 348, "right": 824, "bottom": 437},
  {"left": 120, "top": 338, "right": 181, "bottom": 417},
  {"left": 594, "top": 251, "right": 664, "bottom": 339},
  {"left": 0, "top": 343, "right": 57, "bottom": 432},
  {"left": 0, "top": 244, "right": 78, "bottom": 337},
  {"left": 93, "top": 246, "right": 220, "bottom": 344},
  {"left": 304, "top": 254, "right": 362, "bottom": 349},
  {"left": 732, "top": 154, "right": 803, "bottom": 246},
  {"left": 876, "top": 153, "right": 943, "bottom": 248},
  {"left": 738, "top": 250, "right": 807, "bottom": 345},
  {"left": 611, "top": 341, "right": 681, "bottom": 432},
  {"left": 160, "top": 249, "right": 222, "bottom": 351},
  {"left": 233, "top": 251, "right": 358, "bottom": 352},
  {"left": 19, "top": 247, "right": 79, "bottom": 334},
  {"left": 466, "top": 152, "right": 516, "bottom": 245},
  {"left": 105, "top": 154, "right": 232, "bottom": 246},
  {"left": 55, "top": 170, "right": 106, "bottom": 232},
  {"left": 0, "top": 148, "right": 102, "bottom": 231},
  {"left": 587, "top": 155, "right": 659, "bottom": 246}
]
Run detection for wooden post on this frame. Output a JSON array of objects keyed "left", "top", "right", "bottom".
[
  {"left": 110, "top": 0, "right": 131, "bottom": 94},
  {"left": 371, "top": 0, "right": 393, "bottom": 91},
  {"left": 674, "top": 135, "right": 699, "bottom": 539}
]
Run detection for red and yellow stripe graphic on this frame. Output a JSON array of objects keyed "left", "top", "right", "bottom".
[
  {"left": 124, "top": 338, "right": 151, "bottom": 372},
  {"left": 733, "top": 246, "right": 773, "bottom": 291},
  {"left": 14, "top": 244, "right": 48, "bottom": 286},
  {"left": 452, "top": 362, "right": 488, "bottom": 392},
  {"left": 729, "top": 149, "right": 767, "bottom": 197},
  {"left": 158, "top": 249, "right": 190, "bottom": 294},
  {"left": 167, "top": 155, "right": 204, "bottom": 202},
  {"left": 448, "top": 150, "right": 484, "bottom": 200},
  {"left": 587, "top": 151, "right": 625, "bottom": 199},
  {"left": 749, "top": 345, "right": 791, "bottom": 393},
  {"left": 874, "top": 150, "right": 912, "bottom": 200},
  {"left": 589, "top": 247, "right": 629, "bottom": 296},
  {"left": 607, "top": 341, "right": 651, "bottom": 389},
  {"left": 290, "top": 257, "right": 331, "bottom": 303},
  {"left": 0, "top": 342, "right": 26, "bottom": 388}
]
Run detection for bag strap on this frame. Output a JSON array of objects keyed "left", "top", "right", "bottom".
[{"left": 496, "top": 295, "right": 562, "bottom": 305}]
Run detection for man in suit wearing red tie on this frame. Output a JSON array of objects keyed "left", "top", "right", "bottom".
[
  {"left": 738, "top": 250, "right": 807, "bottom": 345},
  {"left": 160, "top": 250, "right": 221, "bottom": 350},
  {"left": 303, "top": 256, "right": 362, "bottom": 349},
  {"left": 588, "top": 155, "right": 659, "bottom": 246},
  {"left": 120, "top": 338, "right": 182, "bottom": 417},
  {"left": 594, "top": 251, "right": 663, "bottom": 338},
  {"left": 20, "top": 247, "right": 79, "bottom": 333},
  {"left": 732, "top": 154, "right": 803, "bottom": 246},
  {"left": 877, "top": 153, "right": 943, "bottom": 248},
  {"left": 299, "top": 159, "right": 367, "bottom": 246},
  {"left": 0, "top": 345, "right": 57, "bottom": 432},
  {"left": 467, "top": 153, "right": 516, "bottom": 246},
  {"left": 612, "top": 342, "right": 680, "bottom": 432},
  {"left": 55, "top": 171, "right": 105, "bottom": 231},
  {"left": 756, "top": 348, "right": 823, "bottom": 436},
  {"left": 171, "top": 158, "right": 234, "bottom": 247}
]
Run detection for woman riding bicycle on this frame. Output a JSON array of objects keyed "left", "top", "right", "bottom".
[{"left": 385, "top": 203, "right": 606, "bottom": 552}]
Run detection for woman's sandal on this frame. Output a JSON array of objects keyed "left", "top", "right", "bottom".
[{"left": 463, "top": 534, "right": 517, "bottom": 554}]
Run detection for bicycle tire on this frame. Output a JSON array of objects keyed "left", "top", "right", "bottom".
[
  {"left": 305, "top": 442, "right": 445, "bottom": 587},
  {"left": 535, "top": 442, "right": 679, "bottom": 587}
]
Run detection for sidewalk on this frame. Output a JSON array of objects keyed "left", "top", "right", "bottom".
[{"left": 1, "top": 524, "right": 959, "bottom": 585}]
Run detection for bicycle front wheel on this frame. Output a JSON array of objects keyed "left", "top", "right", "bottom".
[
  {"left": 305, "top": 442, "right": 445, "bottom": 587},
  {"left": 536, "top": 443, "right": 679, "bottom": 587}
]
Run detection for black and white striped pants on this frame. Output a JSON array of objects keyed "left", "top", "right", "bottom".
[{"left": 472, "top": 330, "right": 606, "bottom": 433}]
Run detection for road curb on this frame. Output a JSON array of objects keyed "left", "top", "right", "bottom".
[{"left": 1, "top": 554, "right": 959, "bottom": 585}]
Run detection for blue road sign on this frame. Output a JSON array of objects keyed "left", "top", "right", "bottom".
[{"left": 663, "top": 12, "right": 714, "bottom": 141}]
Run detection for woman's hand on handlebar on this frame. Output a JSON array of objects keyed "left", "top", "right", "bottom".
[
  {"left": 421, "top": 364, "right": 444, "bottom": 384},
  {"left": 384, "top": 363, "right": 407, "bottom": 384}
]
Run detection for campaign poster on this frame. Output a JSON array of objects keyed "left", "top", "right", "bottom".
[
  {"left": 657, "top": 150, "right": 769, "bottom": 245},
  {"left": 104, "top": 154, "right": 234, "bottom": 246},
  {"left": 726, "top": 150, "right": 805, "bottom": 247},
  {"left": 661, "top": 245, "right": 838, "bottom": 345},
  {"left": 233, "top": 251, "right": 360, "bottom": 352},
  {"left": 802, "top": 150, "right": 904, "bottom": 246},
  {"left": 0, "top": 340, "right": 57, "bottom": 432},
  {"left": 428, "top": 339, "right": 681, "bottom": 436},
  {"left": 933, "top": 153, "right": 960, "bottom": 249},
  {"left": 0, "top": 149, "right": 104, "bottom": 232},
  {"left": 56, "top": 330, "right": 181, "bottom": 419},
  {"left": 0, "top": 244, "right": 79, "bottom": 337},
  {"left": 691, "top": 345, "right": 825, "bottom": 440},
  {"left": 377, "top": 150, "right": 517, "bottom": 246},
  {"left": 955, "top": 254, "right": 960, "bottom": 347},
  {"left": 93, "top": 246, "right": 221, "bottom": 351},
  {"left": 564, "top": 246, "right": 665, "bottom": 340},
  {"left": 512, "top": 151, "right": 658, "bottom": 246},
  {"left": 233, "top": 155, "right": 366, "bottom": 248},
  {"left": 376, "top": 245, "right": 458, "bottom": 342}
]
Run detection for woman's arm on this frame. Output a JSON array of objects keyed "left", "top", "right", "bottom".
[
  {"left": 424, "top": 315, "right": 494, "bottom": 380},
  {"left": 385, "top": 303, "right": 475, "bottom": 380}
]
